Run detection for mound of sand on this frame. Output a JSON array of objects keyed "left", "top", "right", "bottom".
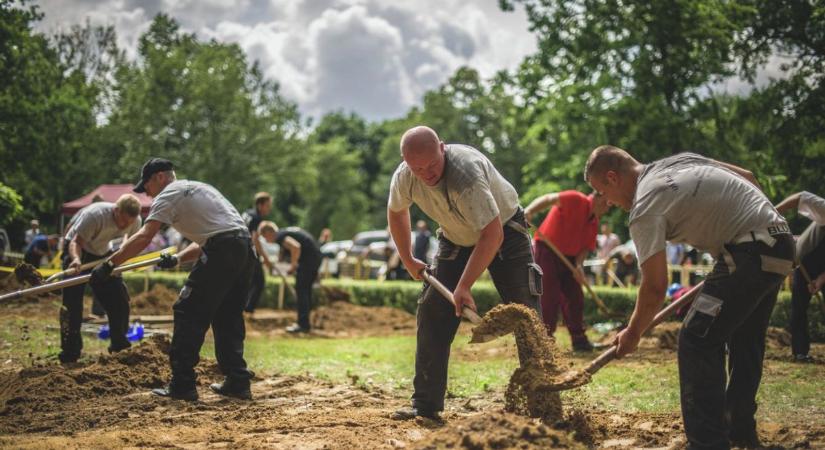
[
  {"left": 310, "top": 301, "right": 416, "bottom": 335},
  {"left": 413, "top": 411, "right": 585, "bottom": 449},
  {"left": 130, "top": 284, "right": 179, "bottom": 315},
  {"left": 0, "top": 335, "right": 220, "bottom": 434}
]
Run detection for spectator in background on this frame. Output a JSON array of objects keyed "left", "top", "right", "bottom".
[
  {"left": 596, "top": 223, "right": 620, "bottom": 260},
  {"left": 24, "top": 233, "right": 57, "bottom": 267},
  {"left": 242, "top": 192, "right": 274, "bottom": 314},
  {"left": 610, "top": 244, "right": 639, "bottom": 286},
  {"left": 666, "top": 242, "right": 686, "bottom": 284},
  {"left": 413, "top": 220, "right": 431, "bottom": 264},
  {"left": 24, "top": 219, "right": 40, "bottom": 247},
  {"left": 318, "top": 228, "right": 332, "bottom": 246}
]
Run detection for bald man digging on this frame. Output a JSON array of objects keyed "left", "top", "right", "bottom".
[{"left": 387, "top": 126, "right": 543, "bottom": 420}]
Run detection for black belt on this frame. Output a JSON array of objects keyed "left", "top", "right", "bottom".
[{"left": 205, "top": 229, "right": 250, "bottom": 245}]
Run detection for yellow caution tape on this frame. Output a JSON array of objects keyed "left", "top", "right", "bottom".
[{"left": 0, "top": 246, "right": 176, "bottom": 277}]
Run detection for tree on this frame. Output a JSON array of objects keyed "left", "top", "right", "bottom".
[
  {"left": 103, "top": 14, "right": 304, "bottom": 208},
  {"left": 0, "top": 0, "right": 102, "bottom": 226}
]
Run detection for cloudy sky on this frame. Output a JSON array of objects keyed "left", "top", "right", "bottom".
[{"left": 34, "top": 0, "right": 537, "bottom": 121}]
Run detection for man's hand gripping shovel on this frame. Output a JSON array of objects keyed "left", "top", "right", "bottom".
[{"left": 544, "top": 281, "right": 705, "bottom": 392}]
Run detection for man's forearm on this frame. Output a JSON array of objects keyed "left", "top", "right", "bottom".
[
  {"left": 627, "top": 282, "right": 666, "bottom": 337},
  {"left": 253, "top": 232, "right": 270, "bottom": 265},
  {"left": 69, "top": 240, "right": 82, "bottom": 261},
  {"left": 175, "top": 242, "right": 201, "bottom": 264},
  {"left": 388, "top": 209, "right": 414, "bottom": 265},
  {"left": 458, "top": 221, "right": 503, "bottom": 290},
  {"left": 110, "top": 232, "right": 153, "bottom": 266},
  {"left": 775, "top": 192, "right": 801, "bottom": 215}
]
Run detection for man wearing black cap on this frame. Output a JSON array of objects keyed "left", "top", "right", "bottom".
[{"left": 91, "top": 158, "right": 257, "bottom": 401}]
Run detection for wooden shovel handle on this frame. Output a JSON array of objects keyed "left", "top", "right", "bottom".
[
  {"left": 420, "top": 270, "right": 483, "bottom": 324},
  {"left": 583, "top": 281, "right": 705, "bottom": 375}
]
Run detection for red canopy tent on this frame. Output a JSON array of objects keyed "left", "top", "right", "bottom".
[{"left": 61, "top": 184, "right": 153, "bottom": 216}]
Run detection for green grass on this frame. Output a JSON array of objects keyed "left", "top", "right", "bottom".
[{"left": 2, "top": 317, "right": 823, "bottom": 422}]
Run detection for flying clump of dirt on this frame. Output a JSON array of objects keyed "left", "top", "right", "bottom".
[
  {"left": 470, "top": 303, "right": 564, "bottom": 422},
  {"left": 413, "top": 411, "right": 585, "bottom": 449}
]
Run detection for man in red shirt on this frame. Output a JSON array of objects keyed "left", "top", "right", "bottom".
[{"left": 525, "top": 190, "right": 610, "bottom": 350}]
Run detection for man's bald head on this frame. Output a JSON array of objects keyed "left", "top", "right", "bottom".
[
  {"left": 400, "top": 126, "right": 446, "bottom": 186},
  {"left": 400, "top": 126, "right": 441, "bottom": 157}
]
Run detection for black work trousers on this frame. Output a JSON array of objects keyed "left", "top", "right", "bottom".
[
  {"left": 790, "top": 224, "right": 825, "bottom": 357},
  {"left": 411, "top": 209, "right": 542, "bottom": 413},
  {"left": 295, "top": 260, "right": 321, "bottom": 329},
  {"left": 678, "top": 235, "right": 794, "bottom": 450},
  {"left": 169, "top": 233, "right": 256, "bottom": 390},
  {"left": 60, "top": 250, "right": 131, "bottom": 361},
  {"left": 244, "top": 261, "right": 265, "bottom": 312}
]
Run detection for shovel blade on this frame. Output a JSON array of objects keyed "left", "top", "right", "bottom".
[{"left": 543, "top": 369, "right": 593, "bottom": 392}]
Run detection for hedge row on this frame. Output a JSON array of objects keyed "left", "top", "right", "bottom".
[{"left": 123, "top": 272, "right": 825, "bottom": 340}]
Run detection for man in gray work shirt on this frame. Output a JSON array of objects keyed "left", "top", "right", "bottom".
[
  {"left": 776, "top": 191, "right": 825, "bottom": 362},
  {"left": 91, "top": 158, "right": 257, "bottom": 401},
  {"left": 585, "top": 146, "right": 794, "bottom": 449},
  {"left": 59, "top": 195, "right": 142, "bottom": 363},
  {"left": 387, "top": 126, "right": 542, "bottom": 420}
]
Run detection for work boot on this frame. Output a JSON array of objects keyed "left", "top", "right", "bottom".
[
  {"left": 58, "top": 352, "right": 79, "bottom": 364},
  {"left": 730, "top": 429, "right": 761, "bottom": 449},
  {"left": 793, "top": 354, "right": 814, "bottom": 363},
  {"left": 390, "top": 406, "right": 439, "bottom": 421},
  {"left": 210, "top": 378, "right": 252, "bottom": 400},
  {"left": 285, "top": 323, "right": 310, "bottom": 334},
  {"left": 152, "top": 384, "right": 198, "bottom": 401},
  {"left": 572, "top": 336, "right": 594, "bottom": 352},
  {"left": 108, "top": 340, "right": 131, "bottom": 354}
]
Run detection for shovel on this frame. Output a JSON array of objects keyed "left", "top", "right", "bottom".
[
  {"left": 419, "top": 270, "right": 483, "bottom": 325},
  {"left": 43, "top": 247, "right": 178, "bottom": 283},
  {"left": 0, "top": 256, "right": 167, "bottom": 302},
  {"left": 544, "top": 281, "right": 705, "bottom": 392}
]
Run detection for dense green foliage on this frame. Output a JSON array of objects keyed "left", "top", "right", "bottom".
[{"left": 1, "top": 0, "right": 823, "bottom": 242}]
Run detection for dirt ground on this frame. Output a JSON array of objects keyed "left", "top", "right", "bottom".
[{"left": 1, "top": 277, "right": 824, "bottom": 449}]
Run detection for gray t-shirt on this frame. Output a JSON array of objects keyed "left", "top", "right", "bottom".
[
  {"left": 65, "top": 202, "right": 142, "bottom": 256},
  {"left": 795, "top": 192, "right": 825, "bottom": 260},
  {"left": 388, "top": 144, "right": 519, "bottom": 247},
  {"left": 629, "top": 153, "right": 786, "bottom": 265},
  {"left": 146, "top": 180, "right": 246, "bottom": 245},
  {"left": 799, "top": 191, "right": 825, "bottom": 225}
]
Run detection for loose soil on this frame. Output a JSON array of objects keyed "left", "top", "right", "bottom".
[
  {"left": 471, "top": 304, "right": 564, "bottom": 421},
  {"left": 413, "top": 411, "right": 585, "bottom": 449},
  {"left": 1, "top": 277, "right": 823, "bottom": 449},
  {"left": 130, "top": 283, "right": 180, "bottom": 315},
  {"left": 246, "top": 301, "right": 417, "bottom": 338}
]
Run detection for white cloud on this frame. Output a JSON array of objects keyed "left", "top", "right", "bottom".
[{"left": 32, "top": 0, "right": 538, "bottom": 120}]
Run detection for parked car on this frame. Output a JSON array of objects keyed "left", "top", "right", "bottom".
[{"left": 319, "top": 239, "right": 352, "bottom": 277}]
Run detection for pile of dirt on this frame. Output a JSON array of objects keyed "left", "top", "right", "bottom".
[
  {"left": 0, "top": 335, "right": 220, "bottom": 434},
  {"left": 471, "top": 304, "right": 564, "bottom": 421},
  {"left": 413, "top": 411, "right": 585, "bottom": 449},
  {"left": 310, "top": 301, "right": 416, "bottom": 335},
  {"left": 130, "top": 284, "right": 179, "bottom": 315},
  {"left": 13, "top": 263, "right": 44, "bottom": 287}
]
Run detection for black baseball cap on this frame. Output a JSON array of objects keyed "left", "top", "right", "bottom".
[{"left": 133, "top": 158, "right": 175, "bottom": 193}]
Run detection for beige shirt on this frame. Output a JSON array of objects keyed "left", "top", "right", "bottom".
[
  {"left": 65, "top": 202, "right": 142, "bottom": 256},
  {"left": 388, "top": 144, "right": 519, "bottom": 247}
]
